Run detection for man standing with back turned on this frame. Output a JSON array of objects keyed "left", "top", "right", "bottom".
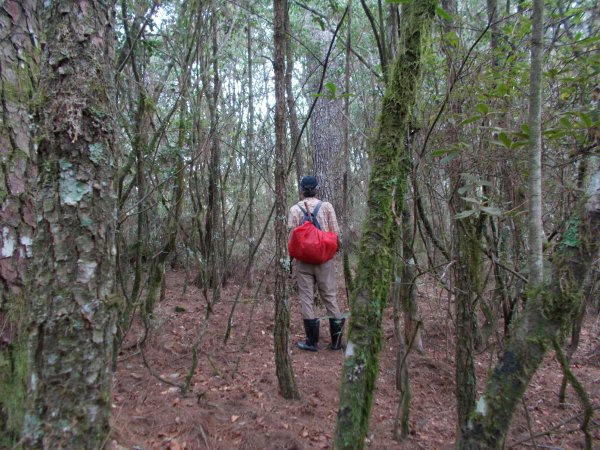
[{"left": 288, "top": 176, "right": 345, "bottom": 352}]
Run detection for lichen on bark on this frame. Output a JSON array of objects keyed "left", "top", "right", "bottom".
[{"left": 23, "top": 1, "right": 119, "bottom": 448}]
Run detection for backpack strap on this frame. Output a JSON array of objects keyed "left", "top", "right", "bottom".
[
  {"left": 297, "top": 202, "right": 322, "bottom": 230},
  {"left": 306, "top": 201, "right": 322, "bottom": 230},
  {"left": 312, "top": 201, "right": 323, "bottom": 219},
  {"left": 297, "top": 204, "right": 310, "bottom": 223}
]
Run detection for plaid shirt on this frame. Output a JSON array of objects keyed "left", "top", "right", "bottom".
[{"left": 287, "top": 197, "right": 339, "bottom": 235}]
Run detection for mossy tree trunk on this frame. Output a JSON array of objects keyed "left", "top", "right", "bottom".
[
  {"left": 458, "top": 156, "right": 600, "bottom": 448},
  {"left": 23, "top": 1, "right": 119, "bottom": 447},
  {"left": 457, "top": 10, "right": 600, "bottom": 429},
  {"left": 333, "top": 1, "right": 436, "bottom": 447},
  {"left": 273, "top": 0, "right": 299, "bottom": 400},
  {"left": 0, "top": 0, "right": 38, "bottom": 443}
]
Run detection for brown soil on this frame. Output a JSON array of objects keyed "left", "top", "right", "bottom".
[{"left": 111, "top": 266, "right": 600, "bottom": 449}]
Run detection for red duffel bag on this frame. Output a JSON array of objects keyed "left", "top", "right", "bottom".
[{"left": 288, "top": 202, "right": 338, "bottom": 264}]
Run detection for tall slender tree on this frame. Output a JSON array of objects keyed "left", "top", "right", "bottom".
[
  {"left": 23, "top": 1, "right": 119, "bottom": 446},
  {"left": 273, "top": 0, "right": 299, "bottom": 400},
  {"left": 438, "top": 0, "right": 483, "bottom": 439},
  {"left": 527, "top": 0, "right": 544, "bottom": 288}
]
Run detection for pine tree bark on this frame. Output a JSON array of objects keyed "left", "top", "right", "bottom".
[
  {"left": 333, "top": 2, "right": 436, "bottom": 447},
  {"left": 308, "top": 20, "right": 344, "bottom": 210},
  {"left": 23, "top": 2, "right": 119, "bottom": 447},
  {"left": 0, "top": 0, "right": 38, "bottom": 441},
  {"left": 273, "top": 0, "right": 299, "bottom": 400}
]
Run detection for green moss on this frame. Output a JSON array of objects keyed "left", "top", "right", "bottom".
[{"left": 0, "top": 334, "right": 29, "bottom": 446}]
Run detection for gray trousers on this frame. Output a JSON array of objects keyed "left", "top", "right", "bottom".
[{"left": 295, "top": 259, "right": 341, "bottom": 320}]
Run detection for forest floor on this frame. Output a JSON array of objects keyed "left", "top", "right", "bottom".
[{"left": 110, "top": 263, "right": 600, "bottom": 450}]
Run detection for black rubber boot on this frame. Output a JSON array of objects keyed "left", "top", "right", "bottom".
[
  {"left": 297, "top": 318, "right": 319, "bottom": 352},
  {"left": 328, "top": 318, "right": 345, "bottom": 350}
]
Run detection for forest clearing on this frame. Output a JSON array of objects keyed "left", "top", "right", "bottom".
[
  {"left": 110, "top": 268, "right": 600, "bottom": 449},
  {"left": 1, "top": 0, "right": 599, "bottom": 448}
]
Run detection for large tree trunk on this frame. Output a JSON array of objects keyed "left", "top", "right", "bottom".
[
  {"left": 23, "top": 2, "right": 119, "bottom": 447},
  {"left": 273, "top": 0, "right": 299, "bottom": 400},
  {"left": 308, "top": 22, "right": 344, "bottom": 211},
  {"left": 0, "top": 0, "right": 38, "bottom": 441},
  {"left": 333, "top": 2, "right": 436, "bottom": 447}
]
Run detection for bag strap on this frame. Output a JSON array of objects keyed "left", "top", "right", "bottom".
[
  {"left": 297, "top": 204, "right": 310, "bottom": 223},
  {"left": 312, "top": 201, "right": 322, "bottom": 219},
  {"left": 303, "top": 201, "right": 322, "bottom": 230}
]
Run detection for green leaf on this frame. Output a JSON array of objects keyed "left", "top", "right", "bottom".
[
  {"left": 385, "top": 0, "right": 412, "bottom": 4},
  {"left": 440, "top": 151, "right": 460, "bottom": 164},
  {"left": 460, "top": 115, "right": 481, "bottom": 126},
  {"left": 435, "top": 5, "right": 452, "bottom": 21},
  {"left": 475, "top": 103, "right": 489, "bottom": 115},
  {"left": 575, "top": 34, "right": 600, "bottom": 46},
  {"left": 512, "top": 140, "right": 529, "bottom": 149},
  {"left": 577, "top": 112, "right": 593, "bottom": 127},
  {"left": 311, "top": 15, "right": 327, "bottom": 31},
  {"left": 455, "top": 209, "right": 476, "bottom": 220},
  {"left": 495, "top": 132, "right": 512, "bottom": 148},
  {"left": 559, "top": 117, "right": 572, "bottom": 129},
  {"left": 543, "top": 128, "right": 569, "bottom": 139},
  {"left": 432, "top": 148, "right": 451, "bottom": 156},
  {"left": 480, "top": 206, "right": 501, "bottom": 216},
  {"left": 324, "top": 81, "right": 337, "bottom": 96},
  {"left": 461, "top": 197, "right": 481, "bottom": 204},
  {"left": 495, "top": 82, "right": 508, "bottom": 97},
  {"left": 444, "top": 30, "right": 459, "bottom": 48}
]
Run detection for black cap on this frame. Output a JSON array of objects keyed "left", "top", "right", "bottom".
[{"left": 300, "top": 176, "right": 318, "bottom": 190}]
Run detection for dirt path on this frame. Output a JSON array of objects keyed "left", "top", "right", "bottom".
[{"left": 111, "top": 267, "right": 600, "bottom": 449}]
